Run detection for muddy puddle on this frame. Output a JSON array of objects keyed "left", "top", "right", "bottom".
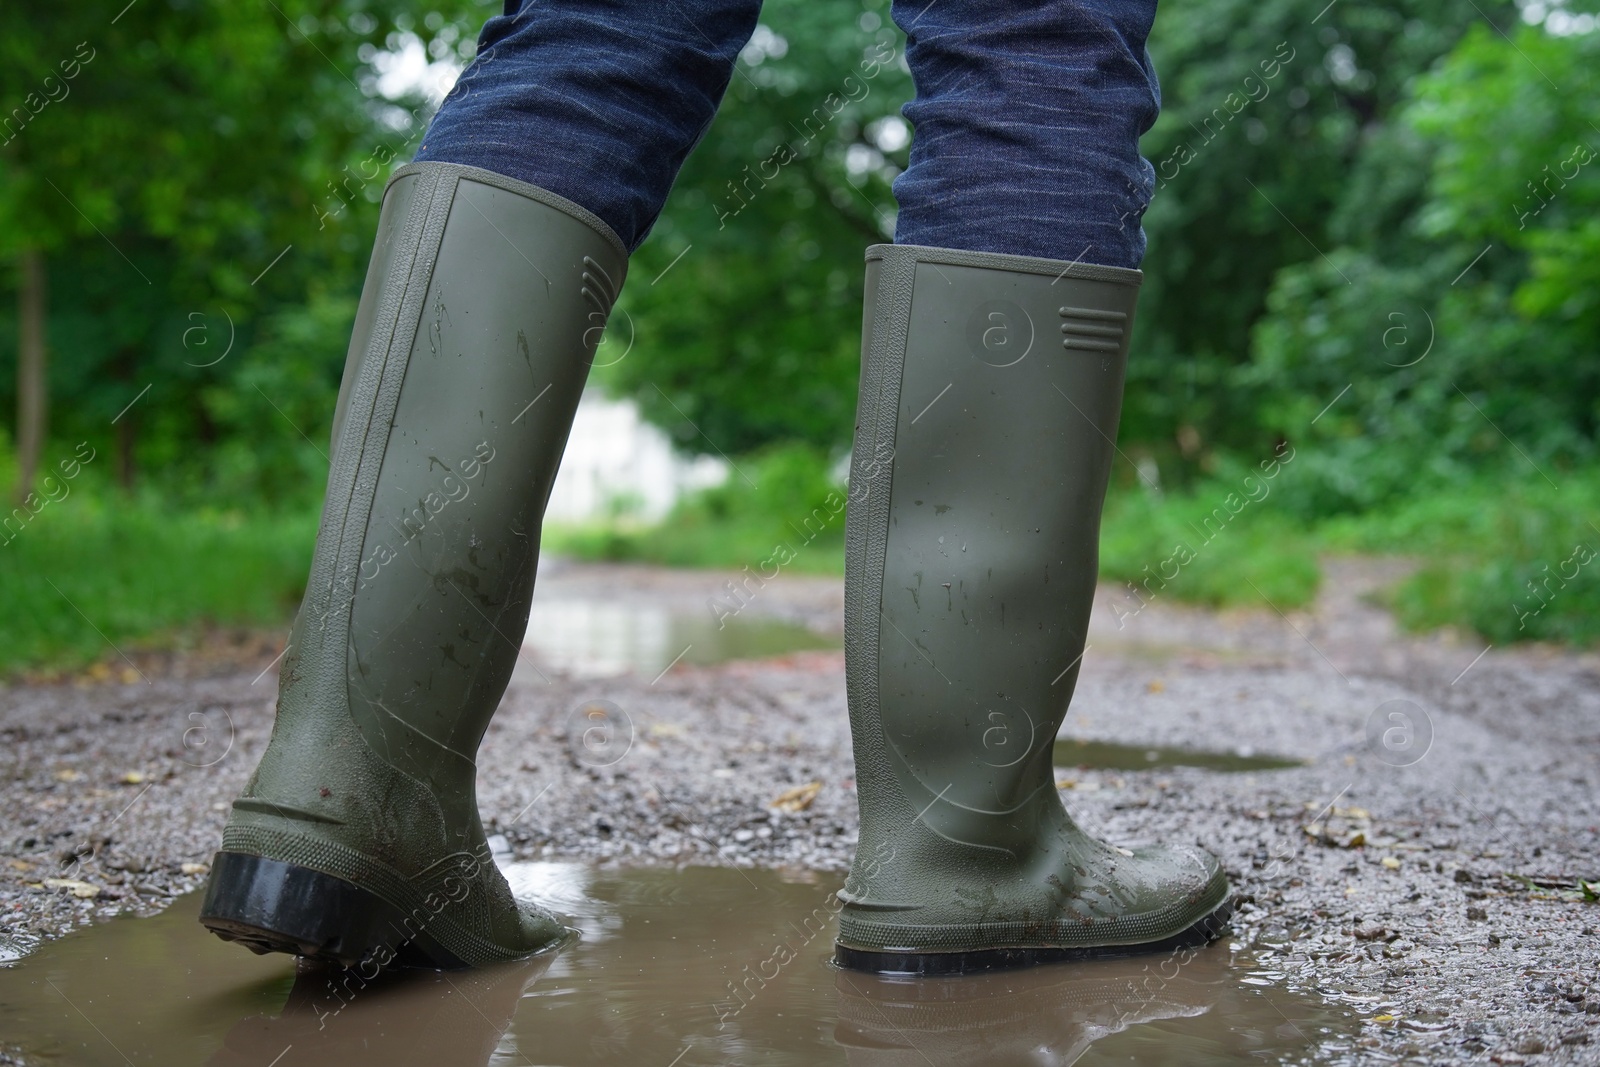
[
  {"left": 0, "top": 865, "right": 1357, "bottom": 1066},
  {"left": 1055, "top": 738, "right": 1305, "bottom": 773},
  {"left": 524, "top": 599, "right": 838, "bottom": 677}
]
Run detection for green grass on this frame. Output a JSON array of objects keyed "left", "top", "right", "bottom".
[
  {"left": 1099, "top": 480, "right": 1322, "bottom": 612},
  {"left": 1319, "top": 470, "right": 1600, "bottom": 644},
  {"left": 1, "top": 495, "right": 316, "bottom": 675},
  {"left": 3, "top": 448, "right": 1593, "bottom": 678},
  {"left": 551, "top": 451, "right": 1600, "bottom": 648},
  {"left": 544, "top": 444, "right": 848, "bottom": 574}
]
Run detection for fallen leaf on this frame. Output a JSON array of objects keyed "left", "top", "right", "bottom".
[
  {"left": 1145, "top": 679, "right": 1165, "bottom": 694},
  {"left": 769, "top": 781, "right": 822, "bottom": 813},
  {"left": 53, "top": 769, "right": 81, "bottom": 783},
  {"left": 121, "top": 771, "right": 146, "bottom": 785},
  {"left": 7, "top": 859, "right": 34, "bottom": 872},
  {"left": 43, "top": 878, "right": 101, "bottom": 899},
  {"left": 647, "top": 722, "right": 687, "bottom": 738},
  {"left": 1381, "top": 856, "right": 1402, "bottom": 870},
  {"left": 1372, "top": 1014, "right": 1396, "bottom": 1024},
  {"left": 180, "top": 862, "right": 209, "bottom": 875},
  {"left": 1303, "top": 824, "right": 1366, "bottom": 848}
]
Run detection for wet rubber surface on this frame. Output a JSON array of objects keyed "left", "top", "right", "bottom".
[{"left": 0, "top": 865, "right": 1359, "bottom": 1066}]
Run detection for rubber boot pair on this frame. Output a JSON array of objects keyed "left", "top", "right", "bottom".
[{"left": 200, "top": 162, "right": 1228, "bottom": 972}]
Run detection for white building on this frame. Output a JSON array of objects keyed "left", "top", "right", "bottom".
[{"left": 545, "top": 390, "right": 728, "bottom": 523}]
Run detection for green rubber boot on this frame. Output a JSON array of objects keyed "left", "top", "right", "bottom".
[
  {"left": 199, "top": 162, "right": 628, "bottom": 969},
  {"left": 835, "top": 243, "right": 1231, "bottom": 975}
]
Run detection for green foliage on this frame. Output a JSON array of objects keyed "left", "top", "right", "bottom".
[
  {"left": 0, "top": 0, "right": 494, "bottom": 503},
  {"left": 194, "top": 290, "right": 356, "bottom": 506},
  {"left": 0, "top": 492, "right": 315, "bottom": 674},
  {"left": 1, "top": 0, "right": 1597, "bottom": 663},
  {"left": 1239, "top": 21, "right": 1600, "bottom": 516},
  {"left": 599, "top": 0, "right": 908, "bottom": 455},
  {"left": 1321, "top": 468, "right": 1600, "bottom": 644},
  {"left": 1126, "top": 0, "right": 1513, "bottom": 473},
  {"left": 546, "top": 443, "right": 847, "bottom": 573},
  {"left": 1099, "top": 474, "right": 1322, "bottom": 612}
]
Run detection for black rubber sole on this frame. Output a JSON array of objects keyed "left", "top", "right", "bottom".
[
  {"left": 198, "top": 851, "right": 468, "bottom": 970},
  {"left": 834, "top": 898, "right": 1234, "bottom": 976}
]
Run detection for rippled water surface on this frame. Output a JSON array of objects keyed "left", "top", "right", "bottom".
[{"left": 0, "top": 865, "right": 1359, "bottom": 1066}]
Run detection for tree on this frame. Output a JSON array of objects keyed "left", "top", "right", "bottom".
[
  {"left": 0, "top": 0, "right": 491, "bottom": 500},
  {"left": 1241, "top": 18, "right": 1600, "bottom": 516},
  {"left": 599, "top": 0, "right": 911, "bottom": 457},
  {"left": 1126, "top": 0, "right": 1523, "bottom": 479}
]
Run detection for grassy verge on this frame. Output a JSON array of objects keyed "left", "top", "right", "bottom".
[
  {"left": 4, "top": 451, "right": 1592, "bottom": 678},
  {"left": 550, "top": 449, "right": 1600, "bottom": 647},
  {"left": 544, "top": 444, "right": 848, "bottom": 574},
  {"left": 1098, "top": 479, "right": 1322, "bottom": 613},
  {"left": 1, "top": 496, "right": 316, "bottom": 675},
  {"left": 1319, "top": 471, "right": 1600, "bottom": 644}
]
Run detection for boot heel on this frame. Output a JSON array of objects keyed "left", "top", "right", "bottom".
[{"left": 198, "top": 851, "right": 467, "bottom": 970}]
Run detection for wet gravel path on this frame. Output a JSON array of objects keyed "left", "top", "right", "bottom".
[{"left": 0, "top": 558, "right": 1596, "bottom": 1065}]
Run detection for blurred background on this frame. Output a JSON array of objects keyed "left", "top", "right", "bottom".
[{"left": 0, "top": 0, "right": 1596, "bottom": 676}]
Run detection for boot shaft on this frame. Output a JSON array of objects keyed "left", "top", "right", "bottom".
[{"left": 844, "top": 243, "right": 1139, "bottom": 887}]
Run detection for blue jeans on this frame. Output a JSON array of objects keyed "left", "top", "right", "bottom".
[{"left": 416, "top": 0, "right": 1160, "bottom": 269}]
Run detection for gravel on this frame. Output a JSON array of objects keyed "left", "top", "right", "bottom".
[{"left": 1, "top": 556, "right": 1596, "bottom": 1064}]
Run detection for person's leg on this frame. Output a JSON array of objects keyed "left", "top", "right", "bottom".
[
  {"left": 201, "top": 0, "right": 761, "bottom": 969},
  {"left": 416, "top": 0, "right": 763, "bottom": 251},
  {"left": 890, "top": 0, "right": 1160, "bottom": 268},
  {"left": 835, "top": 0, "right": 1230, "bottom": 973}
]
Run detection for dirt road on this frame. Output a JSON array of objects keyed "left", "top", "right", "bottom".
[{"left": 1, "top": 558, "right": 1596, "bottom": 1064}]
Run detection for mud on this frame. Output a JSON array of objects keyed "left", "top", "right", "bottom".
[
  {"left": 0, "top": 556, "right": 1596, "bottom": 1064},
  {"left": 0, "top": 865, "right": 1361, "bottom": 1066}
]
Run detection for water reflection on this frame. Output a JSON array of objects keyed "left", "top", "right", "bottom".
[
  {"left": 834, "top": 954, "right": 1329, "bottom": 1067},
  {"left": 209, "top": 956, "right": 550, "bottom": 1067},
  {"left": 0, "top": 866, "right": 1355, "bottom": 1066},
  {"left": 524, "top": 599, "right": 837, "bottom": 676}
]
